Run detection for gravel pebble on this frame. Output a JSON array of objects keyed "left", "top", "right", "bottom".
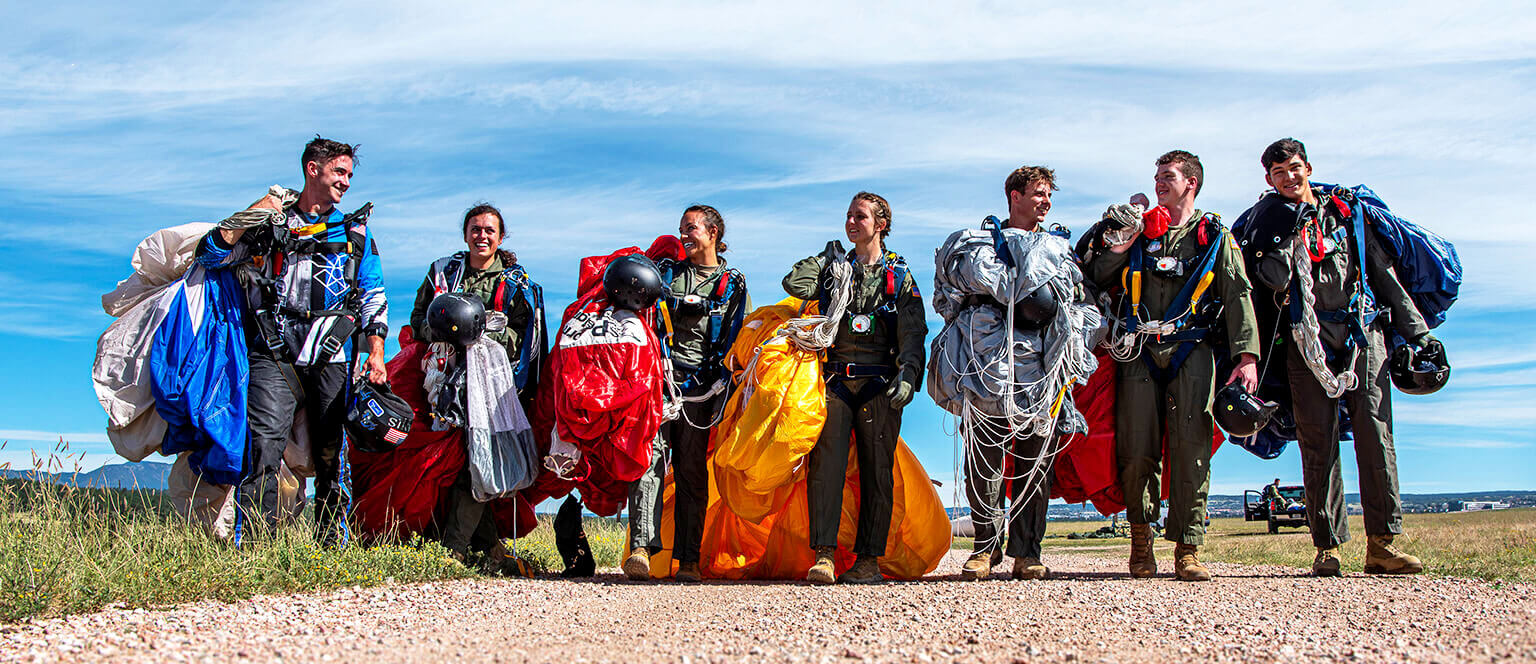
[{"left": 2, "top": 552, "right": 1532, "bottom": 663}]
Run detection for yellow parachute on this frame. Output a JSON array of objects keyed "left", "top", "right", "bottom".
[{"left": 629, "top": 299, "right": 951, "bottom": 580}]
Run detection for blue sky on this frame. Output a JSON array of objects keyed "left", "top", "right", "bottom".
[{"left": 2, "top": 1, "right": 1532, "bottom": 499}]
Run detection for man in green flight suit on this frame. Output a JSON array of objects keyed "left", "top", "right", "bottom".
[
  {"left": 783, "top": 191, "right": 927, "bottom": 585},
  {"left": 1242, "top": 138, "right": 1433, "bottom": 577},
  {"left": 1084, "top": 150, "right": 1261, "bottom": 581},
  {"left": 623, "top": 205, "right": 751, "bottom": 583}
]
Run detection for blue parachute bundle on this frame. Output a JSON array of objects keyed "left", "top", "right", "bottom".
[
  {"left": 149, "top": 265, "right": 250, "bottom": 486},
  {"left": 1227, "top": 183, "right": 1460, "bottom": 460}
]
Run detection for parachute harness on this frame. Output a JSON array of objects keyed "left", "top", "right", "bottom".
[{"left": 931, "top": 223, "right": 1096, "bottom": 554}]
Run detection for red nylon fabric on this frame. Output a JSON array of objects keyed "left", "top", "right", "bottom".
[
  {"left": 1049, "top": 349, "right": 1223, "bottom": 516},
  {"left": 531, "top": 242, "right": 674, "bottom": 516},
  {"left": 351, "top": 327, "right": 535, "bottom": 542}
]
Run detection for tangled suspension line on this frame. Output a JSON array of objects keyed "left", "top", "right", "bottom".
[{"left": 1289, "top": 232, "right": 1360, "bottom": 399}]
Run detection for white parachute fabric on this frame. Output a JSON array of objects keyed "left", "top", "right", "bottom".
[
  {"left": 928, "top": 228, "right": 1104, "bottom": 432},
  {"left": 464, "top": 313, "right": 539, "bottom": 502},
  {"left": 166, "top": 452, "right": 306, "bottom": 540},
  {"left": 95, "top": 223, "right": 216, "bottom": 460},
  {"left": 927, "top": 226, "right": 1104, "bottom": 552}
]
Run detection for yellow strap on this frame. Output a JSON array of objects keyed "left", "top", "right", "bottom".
[
  {"left": 1130, "top": 271, "right": 1142, "bottom": 308},
  {"left": 658, "top": 300, "right": 676, "bottom": 337},
  {"left": 1049, "top": 379, "right": 1074, "bottom": 419},
  {"left": 1189, "top": 271, "right": 1216, "bottom": 309},
  {"left": 293, "top": 221, "right": 328, "bottom": 237}
]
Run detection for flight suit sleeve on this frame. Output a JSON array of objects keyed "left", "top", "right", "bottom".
[
  {"left": 1217, "top": 234, "right": 1262, "bottom": 361},
  {"left": 894, "top": 273, "right": 929, "bottom": 385},
  {"left": 1084, "top": 247, "right": 1130, "bottom": 293},
  {"left": 1364, "top": 232, "right": 1430, "bottom": 341},
  {"left": 782, "top": 255, "right": 824, "bottom": 301},
  {"left": 409, "top": 271, "right": 436, "bottom": 343}
]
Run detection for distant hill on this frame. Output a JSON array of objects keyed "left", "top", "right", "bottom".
[{"left": 1, "top": 461, "right": 174, "bottom": 491}]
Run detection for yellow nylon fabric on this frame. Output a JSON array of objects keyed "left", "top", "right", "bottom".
[{"left": 626, "top": 299, "right": 951, "bottom": 580}]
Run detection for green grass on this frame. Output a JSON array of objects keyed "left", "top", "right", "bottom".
[
  {"left": 501, "top": 515, "right": 628, "bottom": 574},
  {"left": 0, "top": 470, "right": 473, "bottom": 622},
  {"left": 957, "top": 510, "right": 1536, "bottom": 583},
  {"left": 1196, "top": 509, "right": 1536, "bottom": 583}
]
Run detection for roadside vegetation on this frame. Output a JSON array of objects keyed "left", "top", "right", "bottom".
[{"left": 0, "top": 456, "right": 473, "bottom": 622}]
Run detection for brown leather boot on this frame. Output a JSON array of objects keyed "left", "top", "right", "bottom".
[
  {"left": 674, "top": 561, "right": 702, "bottom": 582},
  {"left": 1012, "top": 556, "right": 1049, "bottom": 580},
  {"left": 837, "top": 555, "right": 884, "bottom": 584},
  {"left": 1173, "top": 544, "right": 1212, "bottom": 582},
  {"left": 1364, "top": 534, "right": 1424, "bottom": 575},
  {"left": 1128, "top": 523, "right": 1157, "bottom": 578},
  {"left": 960, "top": 549, "right": 1001, "bottom": 581},
  {"left": 806, "top": 546, "right": 837, "bottom": 585},
  {"left": 1312, "top": 547, "right": 1342, "bottom": 577},
  {"left": 622, "top": 551, "right": 651, "bottom": 581}
]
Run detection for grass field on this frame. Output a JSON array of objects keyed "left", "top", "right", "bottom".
[
  {"left": 965, "top": 509, "right": 1536, "bottom": 583},
  {"left": 0, "top": 471, "right": 473, "bottom": 623}
]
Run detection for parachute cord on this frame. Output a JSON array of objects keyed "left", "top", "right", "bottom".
[
  {"left": 941, "top": 260, "right": 1093, "bottom": 552},
  {"left": 1289, "top": 233, "right": 1359, "bottom": 399},
  {"left": 780, "top": 260, "right": 854, "bottom": 352}
]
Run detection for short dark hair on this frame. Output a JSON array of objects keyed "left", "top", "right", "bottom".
[
  {"left": 301, "top": 136, "right": 357, "bottom": 171},
  {"left": 682, "top": 204, "right": 728, "bottom": 253},
  {"left": 1156, "top": 150, "right": 1204, "bottom": 196},
  {"left": 851, "top": 191, "right": 892, "bottom": 240},
  {"left": 1004, "top": 165, "right": 1059, "bottom": 200},
  {"left": 462, "top": 202, "right": 505, "bottom": 236},
  {"left": 1262, "top": 138, "right": 1308, "bottom": 171}
]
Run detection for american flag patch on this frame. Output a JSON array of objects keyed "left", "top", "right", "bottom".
[{"left": 384, "top": 428, "right": 407, "bottom": 445}]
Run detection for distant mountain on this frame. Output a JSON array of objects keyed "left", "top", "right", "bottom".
[{"left": 1, "top": 461, "right": 173, "bottom": 491}]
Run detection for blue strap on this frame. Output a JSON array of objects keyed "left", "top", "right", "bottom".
[
  {"left": 1125, "top": 227, "right": 1227, "bottom": 384},
  {"left": 983, "top": 216, "right": 1015, "bottom": 269}
]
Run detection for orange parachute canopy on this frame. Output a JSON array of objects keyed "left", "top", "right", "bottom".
[{"left": 629, "top": 300, "right": 951, "bottom": 580}]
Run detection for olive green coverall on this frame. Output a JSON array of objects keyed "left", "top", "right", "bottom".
[
  {"left": 783, "top": 252, "right": 927, "bottom": 557},
  {"left": 1087, "top": 211, "right": 1261, "bottom": 546}
]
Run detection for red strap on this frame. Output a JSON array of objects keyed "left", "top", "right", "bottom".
[
  {"left": 491, "top": 280, "right": 507, "bottom": 313},
  {"left": 713, "top": 270, "right": 729, "bottom": 299},
  {"left": 884, "top": 265, "right": 896, "bottom": 296},
  {"left": 1332, "top": 194, "right": 1352, "bottom": 218}
]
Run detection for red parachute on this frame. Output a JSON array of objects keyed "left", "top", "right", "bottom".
[
  {"left": 350, "top": 326, "right": 535, "bottom": 542},
  {"left": 529, "top": 236, "right": 683, "bottom": 516},
  {"left": 1049, "top": 348, "right": 1223, "bottom": 515}
]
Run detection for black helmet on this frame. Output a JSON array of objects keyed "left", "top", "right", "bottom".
[
  {"left": 346, "top": 381, "right": 415, "bottom": 453},
  {"left": 427, "top": 292, "right": 486, "bottom": 346},
  {"left": 1012, "top": 283, "right": 1060, "bottom": 330},
  {"left": 603, "top": 254, "right": 664, "bottom": 312},
  {"left": 1391, "top": 337, "right": 1450, "bottom": 395},
  {"left": 1214, "top": 382, "right": 1278, "bottom": 438}
]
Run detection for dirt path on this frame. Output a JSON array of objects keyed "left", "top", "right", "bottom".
[{"left": 3, "top": 551, "right": 1532, "bottom": 663}]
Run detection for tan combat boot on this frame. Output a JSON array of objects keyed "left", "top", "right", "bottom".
[
  {"left": 960, "top": 549, "right": 1001, "bottom": 581},
  {"left": 1312, "top": 547, "right": 1342, "bottom": 577},
  {"left": 838, "top": 555, "right": 884, "bottom": 584},
  {"left": 1173, "top": 544, "right": 1212, "bottom": 582},
  {"left": 674, "top": 561, "right": 702, "bottom": 583},
  {"left": 1128, "top": 523, "right": 1157, "bottom": 578},
  {"left": 1012, "top": 556, "right": 1049, "bottom": 580},
  {"left": 622, "top": 551, "right": 651, "bottom": 581},
  {"left": 1364, "top": 534, "right": 1424, "bottom": 575},
  {"left": 806, "top": 546, "right": 837, "bottom": 585}
]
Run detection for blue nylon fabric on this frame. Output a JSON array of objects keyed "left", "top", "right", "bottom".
[
  {"left": 1315, "top": 182, "right": 1461, "bottom": 329},
  {"left": 149, "top": 266, "right": 249, "bottom": 486}
]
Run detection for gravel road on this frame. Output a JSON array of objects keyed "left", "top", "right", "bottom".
[{"left": 4, "top": 551, "right": 1532, "bottom": 663}]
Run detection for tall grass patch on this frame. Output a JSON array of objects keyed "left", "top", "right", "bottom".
[{"left": 0, "top": 469, "right": 472, "bottom": 622}]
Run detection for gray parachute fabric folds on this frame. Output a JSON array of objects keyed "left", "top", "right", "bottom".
[
  {"left": 927, "top": 227, "right": 1104, "bottom": 434},
  {"left": 464, "top": 321, "right": 539, "bottom": 502}
]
